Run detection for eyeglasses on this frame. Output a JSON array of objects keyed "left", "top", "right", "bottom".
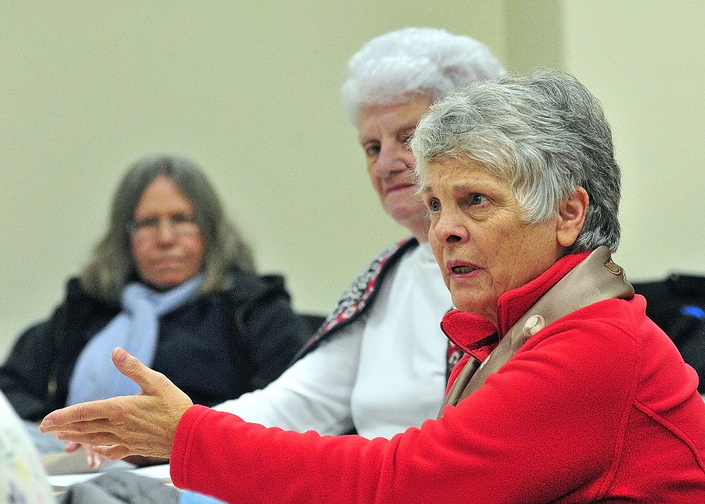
[{"left": 127, "top": 214, "right": 200, "bottom": 239}]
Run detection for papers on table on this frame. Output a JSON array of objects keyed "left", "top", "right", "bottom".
[{"left": 42, "top": 450, "right": 171, "bottom": 490}]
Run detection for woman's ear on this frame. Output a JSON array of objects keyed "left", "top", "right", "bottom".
[{"left": 556, "top": 187, "right": 589, "bottom": 247}]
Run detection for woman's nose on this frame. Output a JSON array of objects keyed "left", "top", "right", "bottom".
[
  {"left": 155, "top": 220, "right": 177, "bottom": 242},
  {"left": 432, "top": 209, "right": 468, "bottom": 245},
  {"left": 375, "top": 141, "right": 415, "bottom": 179}
]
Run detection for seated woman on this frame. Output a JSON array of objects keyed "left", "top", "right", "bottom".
[
  {"left": 41, "top": 70, "right": 705, "bottom": 503},
  {"left": 0, "top": 155, "right": 309, "bottom": 423},
  {"left": 214, "top": 26, "right": 505, "bottom": 439}
]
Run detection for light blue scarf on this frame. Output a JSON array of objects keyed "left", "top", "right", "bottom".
[{"left": 67, "top": 273, "right": 205, "bottom": 405}]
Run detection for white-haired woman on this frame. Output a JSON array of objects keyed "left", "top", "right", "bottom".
[{"left": 213, "top": 27, "right": 504, "bottom": 438}]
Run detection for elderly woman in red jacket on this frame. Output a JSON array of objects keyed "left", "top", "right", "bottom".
[{"left": 41, "top": 70, "right": 705, "bottom": 503}]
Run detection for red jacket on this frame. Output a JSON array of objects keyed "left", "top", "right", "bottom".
[{"left": 171, "top": 252, "right": 705, "bottom": 503}]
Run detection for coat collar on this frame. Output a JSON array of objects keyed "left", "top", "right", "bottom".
[{"left": 440, "top": 250, "right": 592, "bottom": 361}]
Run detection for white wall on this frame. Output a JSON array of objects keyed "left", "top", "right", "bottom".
[
  {"left": 0, "top": 1, "right": 507, "bottom": 359},
  {"left": 2, "top": 1, "right": 704, "bottom": 362},
  {"left": 560, "top": 0, "right": 705, "bottom": 280}
]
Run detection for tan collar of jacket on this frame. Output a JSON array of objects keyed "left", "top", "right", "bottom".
[{"left": 439, "top": 246, "right": 634, "bottom": 416}]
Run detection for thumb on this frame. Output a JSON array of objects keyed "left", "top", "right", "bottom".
[{"left": 111, "top": 347, "right": 166, "bottom": 396}]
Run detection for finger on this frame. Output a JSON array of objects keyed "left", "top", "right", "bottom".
[
  {"left": 64, "top": 442, "right": 81, "bottom": 453},
  {"left": 91, "top": 444, "right": 131, "bottom": 461},
  {"left": 50, "top": 417, "right": 120, "bottom": 436},
  {"left": 81, "top": 443, "right": 104, "bottom": 469},
  {"left": 87, "top": 451, "right": 102, "bottom": 469},
  {"left": 111, "top": 347, "right": 173, "bottom": 397},
  {"left": 54, "top": 427, "right": 139, "bottom": 447},
  {"left": 54, "top": 427, "right": 118, "bottom": 443},
  {"left": 40, "top": 401, "right": 113, "bottom": 431}
]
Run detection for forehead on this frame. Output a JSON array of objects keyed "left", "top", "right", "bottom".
[
  {"left": 356, "top": 96, "right": 433, "bottom": 138},
  {"left": 421, "top": 158, "right": 509, "bottom": 194},
  {"left": 134, "top": 175, "right": 194, "bottom": 214}
]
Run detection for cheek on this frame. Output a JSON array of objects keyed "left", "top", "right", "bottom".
[
  {"left": 186, "top": 237, "right": 206, "bottom": 266},
  {"left": 366, "top": 165, "right": 383, "bottom": 194},
  {"left": 130, "top": 240, "right": 149, "bottom": 267},
  {"left": 492, "top": 226, "right": 555, "bottom": 288},
  {"left": 130, "top": 243, "right": 154, "bottom": 282}
]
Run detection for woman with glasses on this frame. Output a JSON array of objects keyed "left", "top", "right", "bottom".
[{"left": 0, "top": 155, "right": 309, "bottom": 438}]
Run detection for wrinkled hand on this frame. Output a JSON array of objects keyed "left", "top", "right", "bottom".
[{"left": 40, "top": 347, "right": 193, "bottom": 461}]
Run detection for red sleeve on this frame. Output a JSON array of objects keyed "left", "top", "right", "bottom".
[
  {"left": 169, "top": 299, "right": 702, "bottom": 503},
  {"left": 171, "top": 405, "right": 392, "bottom": 503}
]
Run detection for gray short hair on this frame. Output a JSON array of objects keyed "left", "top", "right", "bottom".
[
  {"left": 80, "top": 155, "right": 255, "bottom": 304},
  {"left": 411, "top": 69, "right": 621, "bottom": 252},
  {"left": 341, "top": 27, "right": 504, "bottom": 123}
]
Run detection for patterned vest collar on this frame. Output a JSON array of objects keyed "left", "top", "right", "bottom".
[
  {"left": 292, "top": 237, "right": 462, "bottom": 379},
  {"left": 293, "top": 238, "right": 417, "bottom": 361}
]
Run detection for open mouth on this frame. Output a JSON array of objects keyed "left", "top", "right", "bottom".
[{"left": 451, "top": 265, "right": 476, "bottom": 274}]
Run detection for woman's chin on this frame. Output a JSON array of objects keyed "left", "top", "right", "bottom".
[{"left": 143, "top": 277, "right": 184, "bottom": 291}]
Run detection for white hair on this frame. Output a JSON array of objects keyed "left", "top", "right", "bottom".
[
  {"left": 341, "top": 27, "right": 505, "bottom": 123},
  {"left": 411, "top": 69, "right": 621, "bottom": 253}
]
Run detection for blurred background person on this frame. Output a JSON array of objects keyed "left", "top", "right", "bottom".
[
  {"left": 215, "top": 27, "right": 504, "bottom": 438},
  {"left": 0, "top": 154, "right": 309, "bottom": 429}
]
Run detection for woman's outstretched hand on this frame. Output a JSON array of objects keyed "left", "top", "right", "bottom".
[{"left": 40, "top": 347, "right": 193, "bottom": 461}]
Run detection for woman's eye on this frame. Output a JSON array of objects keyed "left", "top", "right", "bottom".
[
  {"left": 170, "top": 214, "right": 192, "bottom": 224},
  {"left": 470, "top": 194, "right": 487, "bottom": 206},
  {"left": 428, "top": 199, "right": 441, "bottom": 212},
  {"left": 135, "top": 217, "right": 159, "bottom": 229},
  {"left": 364, "top": 144, "right": 380, "bottom": 157}
]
